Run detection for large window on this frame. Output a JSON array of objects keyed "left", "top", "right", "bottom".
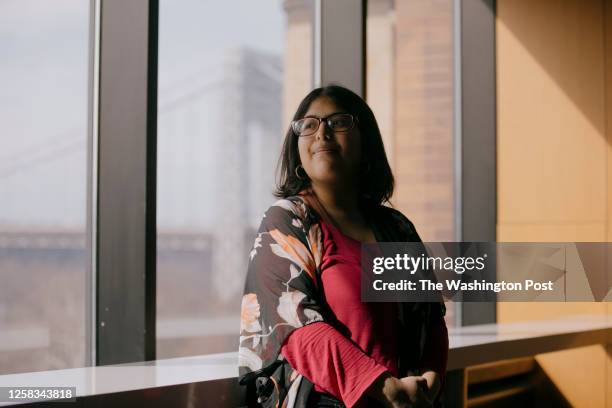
[
  {"left": 156, "top": 0, "right": 313, "bottom": 358},
  {"left": 0, "top": 0, "right": 91, "bottom": 374},
  {"left": 0, "top": 0, "right": 458, "bottom": 374}
]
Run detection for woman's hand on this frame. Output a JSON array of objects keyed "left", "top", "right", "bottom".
[
  {"left": 420, "top": 370, "right": 441, "bottom": 403},
  {"left": 394, "top": 376, "right": 432, "bottom": 408},
  {"left": 366, "top": 373, "right": 433, "bottom": 408}
]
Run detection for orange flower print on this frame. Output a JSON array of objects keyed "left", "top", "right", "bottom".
[
  {"left": 269, "top": 229, "right": 318, "bottom": 287},
  {"left": 241, "top": 293, "right": 262, "bottom": 333}
]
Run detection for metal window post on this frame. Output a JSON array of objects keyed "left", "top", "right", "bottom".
[
  {"left": 457, "top": 0, "right": 497, "bottom": 326},
  {"left": 313, "top": 0, "right": 365, "bottom": 97},
  {"left": 94, "top": 0, "right": 158, "bottom": 365}
]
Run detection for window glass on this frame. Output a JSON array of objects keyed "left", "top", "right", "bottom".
[
  {"left": 157, "top": 0, "right": 313, "bottom": 357},
  {"left": 0, "top": 0, "right": 90, "bottom": 374},
  {"left": 366, "top": 0, "right": 457, "bottom": 324}
]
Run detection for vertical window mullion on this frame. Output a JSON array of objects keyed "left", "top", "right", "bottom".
[
  {"left": 315, "top": 0, "right": 364, "bottom": 96},
  {"left": 459, "top": 0, "right": 497, "bottom": 326},
  {"left": 95, "top": 0, "right": 158, "bottom": 365}
]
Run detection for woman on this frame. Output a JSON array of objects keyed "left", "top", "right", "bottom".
[{"left": 239, "top": 85, "right": 448, "bottom": 407}]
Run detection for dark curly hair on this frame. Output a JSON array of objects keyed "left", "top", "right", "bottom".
[{"left": 274, "top": 84, "right": 394, "bottom": 206}]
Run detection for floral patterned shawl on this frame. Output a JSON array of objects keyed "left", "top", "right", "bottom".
[{"left": 238, "top": 194, "right": 445, "bottom": 407}]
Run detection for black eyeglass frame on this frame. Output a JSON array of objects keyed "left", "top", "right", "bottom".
[{"left": 290, "top": 112, "right": 358, "bottom": 137}]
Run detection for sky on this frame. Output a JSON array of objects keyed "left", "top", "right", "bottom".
[{"left": 0, "top": 0, "right": 287, "bottom": 229}]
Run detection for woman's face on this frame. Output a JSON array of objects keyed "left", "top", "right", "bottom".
[{"left": 297, "top": 96, "right": 362, "bottom": 187}]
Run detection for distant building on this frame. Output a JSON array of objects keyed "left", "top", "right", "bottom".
[{"left": 157, "top": 46, "right": 283, "bottom": 299}]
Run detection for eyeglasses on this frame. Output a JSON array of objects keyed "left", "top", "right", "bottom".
[{"left": 291, "top": 113, "right": 357, "bottom": 137}]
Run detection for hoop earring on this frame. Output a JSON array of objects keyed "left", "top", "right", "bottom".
[{"left": 295, "top": 164, "right": 307, "bottom": 180}]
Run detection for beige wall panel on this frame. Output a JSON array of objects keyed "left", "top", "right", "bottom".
[
  {"left": 605, "top": 0, "right": 612, "bottom": 406},
  {"left": 536, "top": 346, "right": 607, "bottom": 408},
  {"left": 608, "top": 0, "right": 612, "bottom": 244},
  {"left": 497, "top": 0, "right": 606, "bottom": 225},
  {"left": 497, "top": 0, "right": 610, "bottom": 406}
]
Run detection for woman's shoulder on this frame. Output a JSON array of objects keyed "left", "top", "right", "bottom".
[
  {"left": 373, "top": 203, "right": 412, "bottom": 222},
  {"left": 260, "top": 196, "right": 317, "bottom": 228},
  {"left": 268, "top": 195, "right": 311, "bottom": 215},
  {"left": 373, "top": 204, "right": 420, "bottom": 239}
]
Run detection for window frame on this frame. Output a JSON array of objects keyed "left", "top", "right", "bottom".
[{"left": 93, "top": 0, "right": 158, "bottom": 365}]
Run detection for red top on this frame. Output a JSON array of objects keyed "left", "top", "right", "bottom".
[{"left": 280, "top": 220, "right": 448, "bottom": 407}]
